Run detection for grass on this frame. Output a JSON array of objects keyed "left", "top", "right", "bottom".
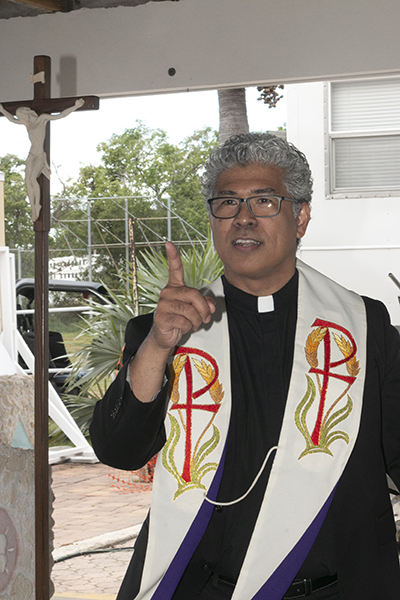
[
  {"left": 62, "top": 330, "right": 93, "bottom": 355},
  {"left": 47, "top": 310, "right": 93, "bottom": 356}
]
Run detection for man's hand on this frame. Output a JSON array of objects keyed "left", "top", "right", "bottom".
[
  {"left": 149, "top": 242, "right": 216, "bottom": 350},
  {"left": 129, "top": 242, "right": 216, "bottom": 402}
]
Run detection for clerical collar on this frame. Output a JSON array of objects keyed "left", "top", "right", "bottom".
[
  {"left": 258, "top": 296, "right": 274, "bottom": 313},
  {"left": 221, "top": 271, "right": 298, "bottom": 314}
]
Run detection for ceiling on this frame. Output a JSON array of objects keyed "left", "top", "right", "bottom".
[{"left": 0, "top": 0, "right": 178, "bottom": 20}]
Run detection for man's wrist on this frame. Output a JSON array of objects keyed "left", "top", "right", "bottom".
[
  {"left": 128, "top": 334, "right": 171, "bottom": 403},
  {"left": 146, "top": 326, "right": 177, "bottom": 356},
  {"left": 126, "top": 360, "right": 167, "bottom": 402}
]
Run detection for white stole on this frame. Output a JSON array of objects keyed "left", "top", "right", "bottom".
[{"left": 136, "top": 260, "right": 367, "bottom": 600}]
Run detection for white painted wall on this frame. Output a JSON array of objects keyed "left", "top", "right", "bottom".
[
  {"left": 287, "top": 82, "right": 400, "bottom": 324},
  {"left": 1, "top": 0, "right": 400, "bottom": 102}
]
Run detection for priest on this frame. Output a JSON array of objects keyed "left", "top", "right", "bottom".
[{"left": 90, "top": 133, "right": 400, "bottom": 600}]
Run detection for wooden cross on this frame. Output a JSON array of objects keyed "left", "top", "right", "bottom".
[{"left": 0, "top": 55, "right": 99, "bottom": 600}]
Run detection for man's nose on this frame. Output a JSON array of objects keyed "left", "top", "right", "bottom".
[{"left": 233, "top": 199, "right": 257, "bottom": 225}]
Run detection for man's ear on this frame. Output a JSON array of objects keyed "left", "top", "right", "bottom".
[
  {"left": 209, "top": 214, "right": 213, "bottom": 231},
  {"left": 296, "top": 203, "right": 311, "bottom": 240}
]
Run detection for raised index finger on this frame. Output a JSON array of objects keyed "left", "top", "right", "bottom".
[{"left": 166, "top": 241, "right": 185, "bottom": 287}]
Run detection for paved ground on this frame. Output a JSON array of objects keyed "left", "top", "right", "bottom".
[
  {"left": 44, "top": 459, "right": 400, "bottom": 600},
  {"left": 51, "top": 462, "right": 152, "bottom": 599}
]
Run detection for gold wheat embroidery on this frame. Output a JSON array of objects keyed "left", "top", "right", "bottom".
[
  {"left": 332, "top": 333, "right": 360, "bottom": 377},
  {"left": 305, "top": 327, "right": 327, "bottom": 368},
  {"left": 168, "top": 354, "right": 187, "bottom": 404},
  {"left": 295, "top": 322, "right": 359, "bottom": 459},
  {"left": 192, "top": 358, "right": 224, "bottom": 404}
]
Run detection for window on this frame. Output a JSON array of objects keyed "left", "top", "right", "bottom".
[{"left": 327, "top": 78, "right": 400, "bottom": 196}]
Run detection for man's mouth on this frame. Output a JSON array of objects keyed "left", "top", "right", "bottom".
[{"left": 233, "top": 239, "right": 261, "bottom": 248}]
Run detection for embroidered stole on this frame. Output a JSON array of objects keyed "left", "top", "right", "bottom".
[{"left": 135, "top": 260, "right": 367, "bottom": 600}]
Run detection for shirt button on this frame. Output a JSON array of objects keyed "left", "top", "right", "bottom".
[{"left": 215, "top": 505, "right": 223, "bottom": 513}]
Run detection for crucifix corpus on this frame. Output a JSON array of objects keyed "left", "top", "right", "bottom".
[
  {"left": 0, "top": 55, "right": 99, "bottom": 599},
  {"left": 0, "top": 97, "right": 84, "bottom": 222}
]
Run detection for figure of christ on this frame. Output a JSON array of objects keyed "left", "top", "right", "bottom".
[{"left": 0, "top": 98, "right": 84, "bottom": 221}]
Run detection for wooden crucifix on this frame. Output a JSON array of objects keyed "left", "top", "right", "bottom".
[{"left": 0, "top": 55, "right": 99, "bottom": 600}]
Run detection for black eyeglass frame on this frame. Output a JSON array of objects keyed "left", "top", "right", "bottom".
[{"left": 207, "top": 195, "right": 300, "bottom": 219}]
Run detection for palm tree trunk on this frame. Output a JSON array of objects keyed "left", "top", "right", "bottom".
[{"left": 218, "top": 88, "right": 249, "bottom": 146}]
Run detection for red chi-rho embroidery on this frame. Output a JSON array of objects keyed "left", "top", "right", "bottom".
[
  {"left": 162, "top": 347, "right": 224, "bottom": 500},
  {"left": 295, "top": 319, "right": 360, "bottom": 459}
]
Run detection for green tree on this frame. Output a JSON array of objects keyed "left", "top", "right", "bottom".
[
  {"left": 1, "top": 154, "right": 34, "bottom": 277},
  {"left": 51, "top": 122, "right": 217, "bottom": 288}
]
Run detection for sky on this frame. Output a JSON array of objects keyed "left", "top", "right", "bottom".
[{"left": 0, "top": 87, "right": 287, "bottom": 194}]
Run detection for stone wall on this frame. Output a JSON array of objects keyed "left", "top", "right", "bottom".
[
  {"left": 0, "top": 444, "right": 34, "bottom": 599},
  {"left": 0, "top": 376, "right": 34, "bottom": 448},
  {"left": 0, "top": 374, "right": 54, "bottom": 599}
]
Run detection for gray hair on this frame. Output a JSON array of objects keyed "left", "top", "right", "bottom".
[{"left": 201, "top": 132, "right": 313, "bottom": 217}]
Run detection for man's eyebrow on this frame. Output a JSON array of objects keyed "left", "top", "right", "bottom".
[
  {"left": 217, "top": 187, "right": 278, "bottom": 196},
  {"left": 252, "top": 188, "right": 278, "bottom": 195}
]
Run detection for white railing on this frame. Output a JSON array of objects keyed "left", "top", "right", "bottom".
[{"left": 16, "top": 330, "right": 97, "bottom": 465}]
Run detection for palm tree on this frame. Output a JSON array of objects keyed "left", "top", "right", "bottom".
[
  {"left": 218, "top": 85, "right": 284, "bottom": 146},
  {"left": 218, "top": 88, "right": 250, "bottom": 146}
]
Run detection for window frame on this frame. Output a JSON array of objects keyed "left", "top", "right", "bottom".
[{"left": 325, "top": 78, "right": 400, "bottom": 199}]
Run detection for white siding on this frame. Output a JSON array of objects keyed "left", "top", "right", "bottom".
[{"left": 287, "top": 82, "right": 400, "bottom": 324}]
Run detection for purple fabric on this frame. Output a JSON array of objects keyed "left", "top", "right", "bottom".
[
  {"left": 150, "top": 452, "right": 336, "bottom": 600},
  {"left": 251, "top": 487, "right": 337, "bottom": 600},
  {"left": 150, "top": 446, "right": 227, "bottom": 600}
]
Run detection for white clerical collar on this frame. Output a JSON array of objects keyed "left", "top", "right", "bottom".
[{"left": 257, "top": 295, "right": 274, "bottom": 313}]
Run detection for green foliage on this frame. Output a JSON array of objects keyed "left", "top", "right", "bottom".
[
  {"left": 1, "top": 154, "right": 35, "bottom": 277},
  {"left": 1, "top": 154, "right": 32, "bottom": 246},
  {"left": 51, "top": 122, "right": 218, "bottom": 289},
  {"left": 2, "top": 123, "right": 216, "bottom": 282}
]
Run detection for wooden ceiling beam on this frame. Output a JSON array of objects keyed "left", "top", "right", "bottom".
[{"left": 12, "top": 0, "right": 69, "bottom": 12}]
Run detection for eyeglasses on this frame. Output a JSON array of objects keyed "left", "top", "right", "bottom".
[{"left": 207, "top": 195, "right": 299, "bottom": 219}]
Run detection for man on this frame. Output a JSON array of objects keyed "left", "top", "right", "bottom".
[{"left": 90, "top": 133, "right": 400, "bottom": 600}]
